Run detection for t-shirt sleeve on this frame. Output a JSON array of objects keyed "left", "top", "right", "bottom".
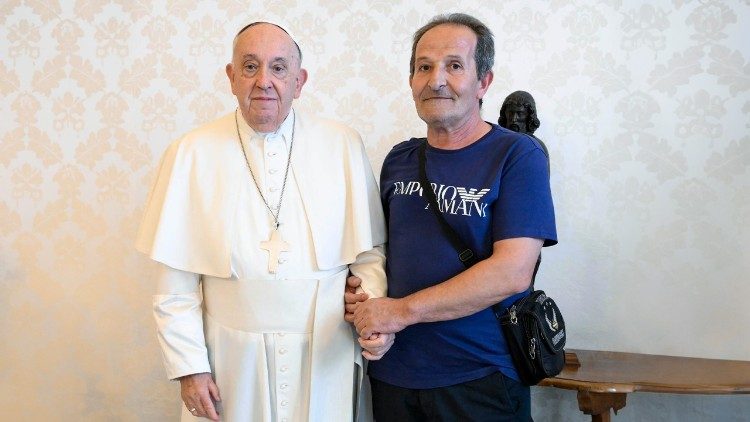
[{"left": 492, "top": 146, "right": 557, "bottom": 246}]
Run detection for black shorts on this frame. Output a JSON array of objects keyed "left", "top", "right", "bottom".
[{"left": 370, "top": 371, "right": 531, "bottom": 422}]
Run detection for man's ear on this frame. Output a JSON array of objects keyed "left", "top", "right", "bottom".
[{"left": 477, "top": 70, "right": 494, "bottom": 99}]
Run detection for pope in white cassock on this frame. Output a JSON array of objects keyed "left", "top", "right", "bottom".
[{"left": 136, "top": 22, "right": 392, "bottom": 421}]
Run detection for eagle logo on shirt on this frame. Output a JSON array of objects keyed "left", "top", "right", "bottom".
[{"left": 457, "top": 188, "right": 490, "bottom": 204}]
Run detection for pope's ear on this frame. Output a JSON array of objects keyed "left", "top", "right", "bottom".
[
  {"left": 294, "top": 68, "right": 308, "bottom": 98},
  {"left": 226, "top": 63, "right": 238, "bottom": 95},
  {"left": 225, "top": 63, "right": 233, "bottom": 81}
]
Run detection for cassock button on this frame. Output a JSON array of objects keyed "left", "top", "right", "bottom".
[
  {"left": 280, "top": 365, "right": 288, "bottom": 372},
  {"left": 268, "top": 151, "right": 277, "bottom": 157},
  {"left": 280, "top": 383, "right": 288, "bottom": 390},
  {"left": 279, "top": 348, "right": 287, "bottom": 355},
  {"left": 281, "top": 400, "right": 289, "bottom": 407},
  {"left": 269, "top": 186, "right": 279, "bottom": 192},
  {"left": 278, "top": 258, "right": 287, "bottom": 264},
  {"left": 269, "top": 169, "right": 278, "bottom": 174}
]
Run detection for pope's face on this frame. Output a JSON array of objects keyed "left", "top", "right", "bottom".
[
  {"left": 409, "top": 24, "right": 491, "bottom": 129},
  {"left": 226, "top": 24, "right": 307, "bottom": 132}
]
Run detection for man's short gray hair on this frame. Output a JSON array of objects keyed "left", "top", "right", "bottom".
[{"left": 409, "top": 13, "right": 494, "bottom": 81}]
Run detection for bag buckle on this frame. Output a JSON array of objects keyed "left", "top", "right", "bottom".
[{"left": 458, "top": 249, "right": 474, "bottom": 263}]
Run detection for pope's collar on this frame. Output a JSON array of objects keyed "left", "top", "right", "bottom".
[{"left": 236, "top": 109, "right": 296, "bottom": 144}]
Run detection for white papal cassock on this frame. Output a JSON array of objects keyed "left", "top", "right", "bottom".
[{"left": 136, "top": 109, "right": 386, "bottom": 422}]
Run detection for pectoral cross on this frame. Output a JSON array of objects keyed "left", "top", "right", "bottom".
[{"left": 260, "top": 229, "right": 290, "bottom": 274}]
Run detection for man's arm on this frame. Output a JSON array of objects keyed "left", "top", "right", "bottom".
[{"left": 352, "top": 237, "right": 542, "bottom": 338}]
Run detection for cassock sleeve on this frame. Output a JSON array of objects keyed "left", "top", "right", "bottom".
[
  {"left": 152, "top": 264, "right": 212, "bottom": 380},
  {"left": 349, "top": 244, "right": 386, "bottom": 299}
]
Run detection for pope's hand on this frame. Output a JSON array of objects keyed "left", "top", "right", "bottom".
[
  {"left": 353, "top": 297, "right": 409, "bottom": 339},
  {"left": 180, "top": 372, "right": 221, "bottom": 421},
  {"left": 344, "top": 275, "right": 368, "bottom": 323},
  {"left": 359, "top": 332, "right": 395, "bottom": 360}
]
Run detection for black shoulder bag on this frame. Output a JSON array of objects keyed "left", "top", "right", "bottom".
[{"left": 417, "top": 141, "right": 566, "bottom": 386}]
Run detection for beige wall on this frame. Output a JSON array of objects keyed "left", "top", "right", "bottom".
[{"left": 1, "top": 0, "right": 748, "bottom": 420}]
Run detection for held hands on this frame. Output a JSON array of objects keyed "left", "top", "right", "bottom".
[
  {"left": 352, "top": 297, "right": 409, "bottom": 339},
  {"left": 347, "top": 275, "right": 394, "bottom": 359},
  {"left": 344, "top": 275, "right": 407, "bottom": 356},
  {"left": 359, "top": 333, "right": 395, "bottom": 360},
  {"left": 344, "top": 275, "right": 368, "bottom": 323},
  {"left": 180, "top": 372, "right": 221, "bottom": 421}
]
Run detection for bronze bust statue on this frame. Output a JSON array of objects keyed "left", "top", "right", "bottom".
[
  {"left": 498, "top": 90, "right": 548, "bottom": 158},
  {"left": 498, "top": 91, "right": 547, "bottom": 284}
]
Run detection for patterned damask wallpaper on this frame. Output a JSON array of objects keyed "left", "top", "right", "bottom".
[{"left": 1, "top": 0, "right": 748, "bottom": 420}]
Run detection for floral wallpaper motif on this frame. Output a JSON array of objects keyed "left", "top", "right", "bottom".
[{"left": 1, "top": 0, "right": 748, "bottom": 420}]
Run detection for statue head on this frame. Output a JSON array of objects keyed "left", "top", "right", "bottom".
[{"left": 498, "top": 90, "right": 540, "bottom": 135}]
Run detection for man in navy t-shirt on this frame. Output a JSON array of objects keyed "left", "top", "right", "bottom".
[{"left": 347, "top": 13, "right": 556, "bottom": 421}]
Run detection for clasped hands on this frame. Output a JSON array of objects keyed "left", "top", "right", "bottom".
[{"left": 344, "top": 275, "right": 409, "bottom": 360}]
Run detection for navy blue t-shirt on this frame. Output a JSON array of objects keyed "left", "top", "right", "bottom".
[{"left": 368, "top": 124, "right": 557, "bottom": 389}]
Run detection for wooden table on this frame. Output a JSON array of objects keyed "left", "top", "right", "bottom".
[{"left": 538, "top": 349, "right": 750, "bottom": 422}]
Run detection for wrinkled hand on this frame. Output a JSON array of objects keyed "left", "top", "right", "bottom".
[
  {"left": 344, "top": 275, "right": 368, "bottom": 323},
  {"left": 180, "top": 372, "right": 221, "bottom": 421},
  {"left": 359, "top": 333, "right": 395, "bottom": 361},
  {"left": 353, "top": 297, "right": 409, "bottom": 339}
]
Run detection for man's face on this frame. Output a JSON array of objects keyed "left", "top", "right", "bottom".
[
  {"left": 226, "top": 24, "right": 307, "bottom": 132},
  {"left": 410, "top": 24, "right": 491, "bottom": 129},
  {"left": 505, "top": 103, "right": 528, "bottom": 133}
]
